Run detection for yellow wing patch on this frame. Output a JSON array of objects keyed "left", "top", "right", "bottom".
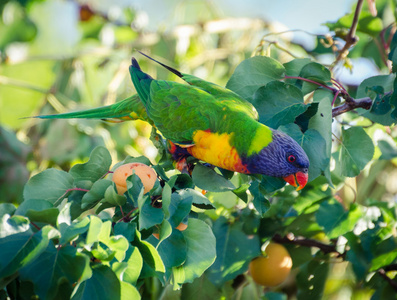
[{"left": 187, "top": 130, "right": 249, "bottom": 174}]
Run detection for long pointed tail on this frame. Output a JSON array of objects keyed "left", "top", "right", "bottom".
[
  {"left": 129, "top": 58, "right": 154, "bottom": 108},
  {"left": 137, "top": 51, "right": 184, "bottom": 79},
  {"left": 30, "top": 94, "right": 152, "bottom": 124}
]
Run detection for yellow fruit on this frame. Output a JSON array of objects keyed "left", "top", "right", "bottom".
[
  {"left": 112, "top": 162, "right": 156, "bottom": 195},
  {"left": 248, "top": 243, "right": 292, "bottom": 287}
]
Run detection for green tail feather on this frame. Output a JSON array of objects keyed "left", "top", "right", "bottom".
[
  {"left": 129, "top": 58, "right": 154, "bottom": 109},
  {"left": 33, "top": 94, "right": 152, "bottom": 124}
]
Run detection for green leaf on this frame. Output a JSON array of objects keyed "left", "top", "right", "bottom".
[
  {"left": 0, "top": 225, "right": 60, "bottom": 278},
  {"left": 367, "top": 86, "right": 392, "bottom": 115},
  {"left": 15, "top": 199, "right": 59, "bottom": 225},
  {"left": 81, "top": 179, "right": 113, "bottom": 210},
  {"left": 181, "top": 274, "right": 222, "bottom": 300},
  {"left": 316, "top": 200, "right": 362, "bottom": 239},
  {"left": 113, "top": 247, "right": 143, "bottom": 288},
  {"left": 378, "top": 140, "right": 397, "bottom": 160},
  {"left": 138, "top": 194, "right": 164, "bottom": 231},
  {"left": 253, "top": 81, "right": 307, "bottom": 129},
  {"left": 325, "top": 11, "right": 382, "bottom": 36},
  {"left": 0, "top": 214, "right": 30, "bottom": 238},
  {"left": 226, "top": 56, "right": 285, "bottom": 102},
  {"left": 357, "top": 13, "right": 383, "bottom": 36},
  {"left": 59, "top": 217, "right": 90, "bottom": 245},
  {"left": 356, "top": 74, "right": 396, "bottom": 125},
  {"left": 0, "top": 203, "right": 16, "bottom": 219},
  {"left": 72, "top": 265, "right": 120, "bottom": 300},
  {"left": 126, "top": 173, "right": 145, "bottom": 206},
  {"left": 161, "top": 182, "right": 172, "bottom": 219},
  {"left": 296, "top": 254, "right": 329, "bottom": 300},
  {"left": 308, "top": 90, "right": 333, "bottom": 183},
  {"left": 168, "top": 192, "right": 193, "bottom": 228},
  {"left": 284, "top": 58, "right": 312, "bottom": 77},
  {"left": 206, "top": 217, "right": 260, "bottom": 287},
  {"left": 69, "top": 146, "right": 112, "bottom": 183},
  {"left": 249, "top": 181, "right": 270, "bottom": 216},
  {"left": 338, "top": 127, "right": 374, "bottom": 177},
  {"left": 157, "top": 229, "right": 187, "bottom": 269},
  {"left": 114, "top": 222, "right": 136, "bottom": 242},
  {"left": 133, "top": 238, "right": 165, "bottom": 279},
  {"left": 178, "top": 188, "right": 215, "bottom": 210},
  {"left": 280, "top": 124, "right": 328, "bottom": 181},
  {"left": 171, "top": 173, "right": 195, "bottom": 190},
  {"left": 263, "top": 292, "right": 288, "bottom": 300},
  {"left": 86, "top": 215, "right": 103, "bottom": 244},
  {"left": 172, "top": 218, "right": 216, "bottom": 288},
  {"left": 370, "top": 249, "right": 397, "bottom": 272},
  {"left": 103, "top": 184, "right": 126, "bottom": 207},
  {"left": 300, "top": 62, "right": 331, "bottom": 83},
  {"left": 23, "top": 168, "right": 74, "bottom": 204},
  {"left": 156, "top": 219, "right": 173, "bottom": 243},
  {"left": 192, "top": 164, "right": 235, "bottom": 192},
  {"left": 259, "top": 175, "right": 286, "bottom": 194},
  {"left": 120, "top": 281, "right": 141, "bottom": 300},
  {"left": 19, "top": 245, "right": 90, "bottom": 300},
  {"left": 345, "top": 232, "right": 371, "bottom": 280}
]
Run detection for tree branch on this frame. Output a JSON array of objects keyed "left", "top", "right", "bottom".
[
  {"left": 378, "top": 268, "right": 397, "bottom": 292},
  {"left": 330, "top": 0, "right": 364, "bottom": 69},
  {"left": 332, "top": 96, "right": 372, "bottom": 117},
  {"left": 382, "top": 264, "right": 397, "bottom": 272},
  {"left": 272, "top": 234, "right": 345, "bottom": 258}
]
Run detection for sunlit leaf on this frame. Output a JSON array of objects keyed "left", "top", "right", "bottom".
[
  {"left": 81, "top": 179, "right": 113, "bottom": 209},
  {"left": 72, "top": 265, "right": 120, "bottom": 300},
  {"left": 23, "top": 168, "right": 74, "bottom": 204},
  {"left": 226, "top": 56, "right": 285, "bottom": 102},
  {"left": 0, "top": 225, "right": 60, "bottom": 278},
  {"left": 206, "top": 217, "right": 260, "bottom": 287},
  {"left": 69, "top": 146, "right": 112, "bottom": 183},
  {"left": 253, "top": 81, "right": 307, "bottom": 129},
  {"left": 338, "top": 127, "right": 374, "bottom": 177},
  {"left": 15, "top": 199, "right": 59, "bottom": 226},
  {"left": 172, "top": 219, "right": 216, "bottom": 288},
  {"left": 19, "top": 245, "right": 90, "bottom": 300},
  {"left": 192, "top": 164, "right": 235, "bottom": 192}
]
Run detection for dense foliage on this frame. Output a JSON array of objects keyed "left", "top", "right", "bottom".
[{"left": 1, "top": 0, "right": 397, "bottom": 299}]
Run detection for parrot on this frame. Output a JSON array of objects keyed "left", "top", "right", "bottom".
[{"left": 34, "top": 52, "right": 310, "bottom": 190}]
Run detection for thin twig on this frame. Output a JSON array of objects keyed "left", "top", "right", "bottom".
[
  {"left": 283, "top": 76, "right": 336, "bottom": 92},
  {"left": 30, "top": 221, "right": 41, "bottom": 230},
  {"left": 378, "top": 269, "right": 397, "bottom": 292},
  {"left": 117, "top": 207, "right": 138, "bottom": 223},
  {"left": 330, "top": 0, "right": 364, "bottom": 70},
  {"left": 272, "top": 234, "right": 345, "bottom": 258}
]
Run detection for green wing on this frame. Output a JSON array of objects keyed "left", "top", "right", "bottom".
[
  {"left": 135, "top": 51, "right": 258, "bottom": 121},
  {"left": 180, "top": 73, "right": 259, "bottom": 120},
  {"left": 146, "top": 80, "right": 256, "bottom": 144},
  {"left": 33, "top": 94, "right": 152, "bottom": 124}
]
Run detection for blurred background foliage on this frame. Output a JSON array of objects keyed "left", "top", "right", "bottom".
[{"left": 1, "top": 0, "right": 397, "bottom": 298}]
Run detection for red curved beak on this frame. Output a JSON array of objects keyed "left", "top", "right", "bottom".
[{"left": 283, "top": 171, "right": 308, "bottom": 191}]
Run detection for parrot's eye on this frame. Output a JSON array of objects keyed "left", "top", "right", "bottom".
[{"left": 287, "top": 155, "right": 296, "bottom": 163}]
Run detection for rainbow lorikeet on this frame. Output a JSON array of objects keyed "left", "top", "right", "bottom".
[{"left": 34, "top": 53, "right": 309, "bottom": 190}]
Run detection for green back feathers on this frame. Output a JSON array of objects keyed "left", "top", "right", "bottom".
[{"left": 129, "top": 53, "right": 265, "bottom": 148}]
